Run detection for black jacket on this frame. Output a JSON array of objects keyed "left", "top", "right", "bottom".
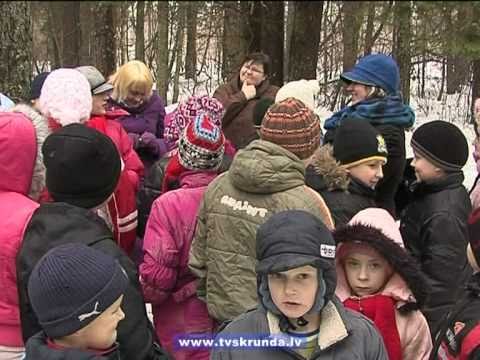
[
  {"left": 400, "top": 173, "right": 472, "bottom": 334},
  {"left": 305, "top": 145, "right": 376, "bottom": 228},
  {"left": 17, "top": 203, "right": 171, "bottom": 360},
  {"left": 25, "top": 331, "right": 121, "bottom": 359}
]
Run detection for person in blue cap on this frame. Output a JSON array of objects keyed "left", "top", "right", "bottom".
[
  {"left": 323, "top": 54, "right": 415, "bottom": 218},
  {"left": 0, "top": 92, "right": 15, "bottom": 111}
]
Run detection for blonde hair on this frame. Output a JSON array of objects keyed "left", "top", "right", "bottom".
[{"left": 110, "top": 60, "right": 153, "bottom": 102}]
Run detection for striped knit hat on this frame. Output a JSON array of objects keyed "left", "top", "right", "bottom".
[{"left": 260, "top": 98, "right": 322, "bottom": 159}]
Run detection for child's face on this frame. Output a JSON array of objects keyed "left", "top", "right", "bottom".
[
  {"left": 347, "top": 160, "right": 384, "bottom": 189},
  {"left": 343, "top": 251, "right": 392, "bottom": 297},
  {"left": 411, "top": 151, "right": 444, "bottom": 183},
  {"left": 268, "top": 265, "right": 318, "bottom": 319},
  {"left": 76, "top": 295, "right": 125, "bottom": 350}
]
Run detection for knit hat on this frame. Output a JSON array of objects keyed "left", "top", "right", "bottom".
[
  {"left": 275, "top": 79, "right": 320, "bottom": 110},
  {"left": 411, "top": 120, "right": 468, "bottom": 172},
  {"left": 28, "top": 243, "right": 128, "bottom": 338},
  {"left": 340, "top": 54, "right": 400, "bottom": 95},
  {"left": 42, "top": 123, "right": 121, "bottom": 209},
  {"left": 256, "top": 210, "right": 337, "bottom": 322},
  {"left": 253, "top": 97, "right": 274, "bottom": 129},
  {"left": 260, "top": 98, "right": 322, "bottom": 159},
  {"left": 468, "top": 208, "right": 480, "bottom": 272},
  {"left": 164, "top": 95, "right": 225, "bottom": 146},
  {"left": 178, "top": 112, "right": 225, "bottom": 171},
  {"left": 30, "top": 72, "right": 50, "bottom": 101},
  {"left": 333, "top": 118, "right": 388, "bottom": 168},
  {"left": 38, "top": 68, "right": 92, "bottom": 126},
  {"left": 76, "top": 66, "right": 114, "bottom": 95}
]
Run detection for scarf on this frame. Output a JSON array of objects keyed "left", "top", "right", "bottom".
[
  {"left": 344, "top": 294, "right": 402, "bottom": 360},
  {"left": 324, "top": 95, "right": 415, "bottom": 130}
]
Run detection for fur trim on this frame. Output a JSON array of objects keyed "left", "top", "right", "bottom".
[
  {"left": 333, "top": 224, "right": 429, "bottom": 308},
  {"left": 11, "top": 104, "right": 50, "bottom": 200},
  {"left": 311, "top": 144, "right": 349, "bottom": 191}
]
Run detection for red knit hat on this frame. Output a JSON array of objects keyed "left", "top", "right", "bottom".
[{"left": 260, "top": 98, "right": 322, "bottom": 159}]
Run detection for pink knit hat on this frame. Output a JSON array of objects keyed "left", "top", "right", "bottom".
[{"left": 38, "top": 68, "right": 92, "bottom": 126}]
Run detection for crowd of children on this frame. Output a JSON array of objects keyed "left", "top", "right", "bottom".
[{"left": 0, "top": 53, "right": 478, "bottom": 359}]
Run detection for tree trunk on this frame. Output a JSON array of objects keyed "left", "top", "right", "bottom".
[
  {"left": 47, "top": 2, "right": 63, "bottom": 69},
  {"left": 79, "top": 2, "right": 93, "bottom": 66},
  {"left": 364, "top": 2, "right": 375, "bottom": 55},
  {"left": 392, "top": 0, "right": 412, "bottom": 104},
  {"left": 62, "top": 1, "right": 81, "bottom": 67},
  {"left": 288, "top": 1, "right": 324, "bottom": 81},
  {"left": 135, "top": 1, "right": 145, "bottom": 62},
  {"left": 172, "top": 3, "right": 186, "bottom": 103},
  {"left": 185, "top": 2, "right": 197, "bottom": 80},
  {"left": 342, "top": 1, "right": 363, "bottom": 72},
  {"left": 94, "top": 2, "right": 116, "bottom": 77},
  {"left": 157, "top": 0, "right": 169, "bottom": 101}
]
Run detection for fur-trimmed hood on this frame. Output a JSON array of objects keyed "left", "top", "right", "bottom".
[
  {"left": 333, "top": 222, "right": 429, "bottom": 311},
  {"left": 308, "top": 144, "right": 350, "bottom": 191},
  {"left": 11, "top": 104, "right": 50, "bottom": 200}
]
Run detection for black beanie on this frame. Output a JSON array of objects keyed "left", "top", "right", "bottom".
[
  {"left": 42, "top": 124, "right": 121, "bottom": 209},
  {"left": 30, "top": 72, "right": 50, "bottom": 101},
  {"left": 253, "top": 98, "right": 274, "bottom": 129},
  {"left": 333, "top": 118, "right": 388, "bottom": 168},
  {"left": 411, "top": 120, "right": 468, "bottom": 172}
]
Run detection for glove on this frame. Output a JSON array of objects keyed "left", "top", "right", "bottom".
[
  {"left": 139, "top": 132, "right": 159, "bottom": 154},
  {"left": 128, "top": 133, "right": 141, "bottom": 149}
]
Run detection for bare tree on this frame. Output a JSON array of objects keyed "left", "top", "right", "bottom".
[
  {"left": 63, "top": 1, "right": 81, "bottom": 67},
  {"left": 393, "top": 0, "right": 412, "bottom": 103},
  {"left": 185, "top": 2, "right": 198, "bottom": 80},
  {"left": 94, "top": 2, "right": 116, "bottom": 77},
  {"left": 157, "top": 1, "right": 169, "bottom": 101},
  {"left": 173, "top": 3, "right": 186, "bottom": 103},
  {"left": 135, "top": 1, "right": 145, "bottom": 61}
]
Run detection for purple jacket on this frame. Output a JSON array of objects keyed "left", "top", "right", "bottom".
[{"left": 140, "top": 171, "right": 217, "bottom": 360}]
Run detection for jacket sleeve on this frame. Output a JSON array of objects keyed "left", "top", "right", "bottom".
[
  {"left": 139, "top": 196, "right": 179, "bottom": 305},
  {"left": 119, "top": 125, "right": 144, "bottom": 190},
  {"left": 399, "top": 311, "right": 433, "bottom": 360},
  {"left": 366, "top": 322, "right": 389, "bottom": 360},
  {"left": 188, "top": 198, "right": 208, "bottom": 301},
  {"left": 213, "top": 84, "right": 247, "bottom": 128}
]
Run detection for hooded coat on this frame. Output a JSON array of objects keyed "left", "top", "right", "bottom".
[
  {"left": 0, "top": 108, "right": 48, "bottom": 349},
  {"left": 16, "top": 203, "right": 171, "bottom": 360},
  {"left": 334, "top": 209, "right": 432, "bottom": 360},
  {"left": 189, "top": 140, "right": 334, "bottom": 323},
  {"left": 305, "top": 145, "right": 376, "bottom": 227}
]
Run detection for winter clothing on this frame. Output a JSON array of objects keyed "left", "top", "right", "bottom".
[
  {"left": 340, "top": 54, "right": 400, "bottom": 95},
  {"left": 140, "top": 171, "right": 218, "bottom": 360},
  {"left": 468, "top": 208, "right": 480, "bottom": 271},
  {"left": 17, "top": 203, "right": 170, "bottom": 360},
  {"left": 25, "top": 332, "right": 120, "bottom": 360},
  {"left": 213, "top": 75, "right": 278, "bottom": 149},
  {"left": 28, "top": 244, "right": 128, "bottom": 339},
  {"left": 75, "top": 66, "right": 113, "bottom": 95},
  {"left": 400, "top": 172, "right": 472, "bottom": 334},
  {"left": 0, "top": 93, "right": 15, "bottom": 111},
  {"left": 110, "top": 91, "right": 167, "bottom": 171},
  {"left": 253, "top": 98, "right": 274, "bottom": 129},
  {"left": 188, "top": 139, "right": 334, "bottom": 322},
  {"left": 275, "top": 79, "right": 320, "bottom": 110},
  {"left": 212, "top": 210, "right": 387, "bottom": 360},
  {"left": 30, "top": 72, "right": 50, "bottom": 101},
  {"left": 333, "top": 118, "right": 388, "bottom": 168},
  {"left": 411, "top": 120, "right": 468, "bottom": 172},
  {"left": 305, "top": 145, "right": 377, "bottom": 227},
  {"left": 43, "top": 124, "right": 122, "bottom": 209},
  {"left": 470, "top": 139, "right": 480, "bottom": 210},
  {"left": 260, "top": 98, "right": 322, "bottom": 160},
  {"left": 0, "top": 110, "right": 48, "bottom": 349},
  {"left": 38, "top": 68, "right": 92, "bottom": 126},
  {"left": 334, "top": 209, "right": 432, "bottom": 360}
]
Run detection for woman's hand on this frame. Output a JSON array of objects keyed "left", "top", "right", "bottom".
[{"left": 241, "top": 81, "right": 256, "bottom": 100}]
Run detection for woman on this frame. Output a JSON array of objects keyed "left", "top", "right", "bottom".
[
  {"left": 109, "top": 60, "right": 167, "bottom": 172},
  {"left": 324, "top": 54, "right": 415, "bottom": 217},
  {"left": 213, "top": 52, "right": 278, "bottom": 149}
]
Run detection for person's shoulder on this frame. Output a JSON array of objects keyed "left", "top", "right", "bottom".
[
  {"left": 217, "top": 308, "right": 266, "bottom": 335},
  {"left": 342, "top": 306, "right": 382, "bottom": 336}
]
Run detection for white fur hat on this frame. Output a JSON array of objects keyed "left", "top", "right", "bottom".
[
  {"left": 275, "top": 79, "right": 320, "bottom": 111},
  {"left": 39, "top": 68, "right": 92, "bottom": 126}
]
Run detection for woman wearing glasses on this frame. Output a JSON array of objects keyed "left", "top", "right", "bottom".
[{"left": 213, "top": 52, "right": 278, "bottom": 149}]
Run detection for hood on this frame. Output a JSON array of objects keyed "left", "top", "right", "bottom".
[
  {"left": 179, "top": 171, "right": 218, "bottom": 189},
  {"left": 0, "top": 106, "right": 48, "bottom": 198},
  {"left": 229, "top": 140, "right": 306, "bottom": 194},
  {"left": 309, "top": 144, "right": 349, "bottom": 191}
]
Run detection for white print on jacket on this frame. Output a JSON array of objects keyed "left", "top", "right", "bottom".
[
  {"left": 78, "top": 301, "right": 101, "bottom": 321},
  {"left": 220, "top": 195, "right": 268, "bottom": 218}
]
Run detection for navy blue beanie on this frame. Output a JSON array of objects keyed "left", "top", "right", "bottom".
[
  {"left": 28, "top": 243, "right": 129, "bottom": 338},
  {"left": 340, "top": 54, "right": 400, "bottom": 95},
  {"left": 30, "top": 72, "right": 50, "bottom": 101}
]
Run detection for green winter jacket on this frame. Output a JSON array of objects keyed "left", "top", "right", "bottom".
[{"left": 188, "top": 140, "right": 333, "bottom": 323}]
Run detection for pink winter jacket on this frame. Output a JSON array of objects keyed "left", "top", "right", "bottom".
[
  {"left": 0, "top": 111, "right": 47, "bottom": 347},
  {"left": 140, "top": 171, "right": 218, "bottom": 359}
]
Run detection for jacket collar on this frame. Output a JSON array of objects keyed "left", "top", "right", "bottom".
[{"left": 411, "top": 172, "right": 464, "bottom": 195}]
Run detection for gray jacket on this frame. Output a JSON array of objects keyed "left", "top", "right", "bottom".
[{"left": 210, "top": 300, "right": 388, "bottom": 360}]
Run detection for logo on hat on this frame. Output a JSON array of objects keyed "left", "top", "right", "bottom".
[
  {"left": 320, "top": 244, "right": 336, "bottom": 259},
  {"left": 78, "top": 301, "right": 101, "bottom": 322},
  {"left": 377, "top": 135, "right": 387, "bottom": 154}
]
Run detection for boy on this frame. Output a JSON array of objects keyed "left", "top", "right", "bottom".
[
  {"left": 24, "top": 243, "right": 128, "bottom": 358},
  {"left": 400, "top": 120, "right": 472, "bottom": 335},
  {"left": 211, "top": 210, "right": 387, "bottom": 359},
  {"left": 306, "top": 118, "right": 388, "bottom": 226}
]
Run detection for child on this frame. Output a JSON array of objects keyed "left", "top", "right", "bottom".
[
  {"left": 334, "top": 207, "right": 432, "bottom": 360},
  {"left": 306, "top": 118, "right": 388, "bottom": 226},
  {"left": 400, "top": 120, "right": 472, "bottom": 335},
  {"left": 211, "top": 210, "right": 387, "bottom": 359},
  {"left": 24, "top": 243, "right": 128, "bottom": 359}
]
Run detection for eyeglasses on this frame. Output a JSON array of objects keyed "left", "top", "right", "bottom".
[{"left": 243, "top": 64, "right": 264, "bottom": 75}]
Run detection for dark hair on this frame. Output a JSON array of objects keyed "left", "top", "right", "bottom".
[{"left": 242, "top": 52, "right": 271, "bottom": 76}]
